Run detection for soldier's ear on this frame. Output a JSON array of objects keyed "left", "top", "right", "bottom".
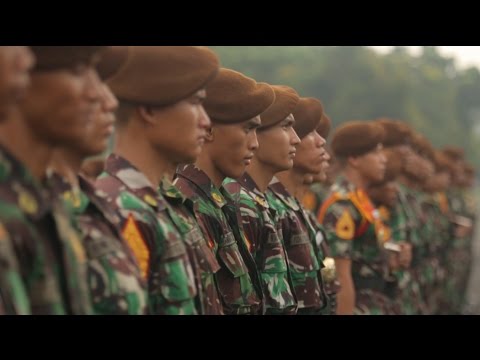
[
  {"left": 347, "top": 155, "right": 359, "bottom": 169},
  {"left": 137, "top": 105, "right": 157, "bottom": 126},
  {"left": 205, "top": 126, "right": 215, "bottom": 143}
]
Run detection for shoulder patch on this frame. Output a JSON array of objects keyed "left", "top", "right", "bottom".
[
  {"left": 335, "top": 210, "right": 355, "bottom": 240},
  {"left": 122, "top": 213, "right": 150, "bottom": 279}
]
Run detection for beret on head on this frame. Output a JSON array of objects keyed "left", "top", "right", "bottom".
[
  {"left": 383, "top": 148, "right": 404, "bottom": 182},
  {"left": 31, "top": 46, "right": 107, "bottom": 71},
  {"left": 434, "top": 150, "right": 455, "bottom": 173},
  {"left": 376, "top": 118, "right": 412, "bottom": 147},
  {"left": 204, "top": 68, "right": 275, "bottom": 124},
  {"left": 414, "top": 134, "right": 435, "bottom": 162},
  {"left": 290, "top": 97, "right": 323, "bottom": 139},
  {"left": 107, "top": 46, "right": 220, "bottom": 107},
  {"left": 443, "top": 146, "right": 465, "bottom": 161},
  {"left": 95, "top": 46, "right": 129, "bottom": 81},
  {"left": 317, "top": 113, "right": 332, "bottom": 139},
  {"left": 331, "top": 120, "right": 385, "bottom": 158},
  {"left": 259, "top": 85, "right": 300, "bottom": 130}
]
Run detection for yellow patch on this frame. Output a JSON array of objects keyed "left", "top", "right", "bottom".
[
  {"left": 335, "top": 210, "right": 355, "bottom": 240},
  {"left": 255, "top": 195, "right": 267, "bottom": 207},
  {"left": 69, "top": 230, "right": 87, "bottom": 263},
  {"left": 18, "top": 191, "right": 38, "bottom": 215},
  {"left": 63, "top": 191, "right": 81, "bottom": 208},
  {"left": 122, "top": 213, "right": 150, "bottom": 279},
  {"left": 212, "top": 192, "right": 224, "bottom": 206},
  {"left": 378, "top": 206, "right": 391, "bottom": 222},
  {"left": 302, "top": 192, "right": 317, "bottom": 212},
  {"left": 143, "top": 194, "right": 158, "bottom": 207}
]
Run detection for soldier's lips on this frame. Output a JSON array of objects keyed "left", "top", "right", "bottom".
[
  {"left": 244, "top": 156, "right": 253, "bottom": 165},
  {"left": 288, "top": 151, "right": 296, "bottom": 158}
]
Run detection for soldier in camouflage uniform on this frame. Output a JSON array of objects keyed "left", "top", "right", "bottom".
[
  {"left": 175, "top": 68, "right": 275, "bottom": 314},
  {"left": 0, "top": 47, "right": 107, "bottom": 314},
  {"left": 296, "top": 110, "right": 341, "bottom": 315},
  {"left": 265, "top": 97, "right": 332, "bottom": 315},
  {"left": 95, "top": 46, "right": 219, "bottom": 315},
  {"left": 223, "top": 85, "right": 300, "bottom": 315},
  {"left": 366, "top": 147, "right": 413, "bottom": 315},
  {"left": 317, "top": 121, "right": 400, "bottom": 315},
  {"left": 0, "top": 46, "right": 35, "bottom": 315},
  {"left": 48, "top": 47, "right": 148, "bottom": 315}
]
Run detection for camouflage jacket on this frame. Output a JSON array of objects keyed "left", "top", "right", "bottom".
[
  {"left": 160, "top": 178, "right": 223, "bottom": 315},
  {"left": 301, "top": 182, "right": 329, "bottom": 216},
  {"left": 95, "top": 154, "right": 197, "bottom": 315},
  {"left": 175, "top": 165, "right": 262, "bottom": 315},
  {"left": 0, "top": 145, "right": 92, "bottom": 314},
  {"left": 0, "top": 221, "right": 30, "bottom": 314},
  {"left": 50, "top": 172, "right": 148, "bottom": 315},
  {"left": 266, "top": 177, "right": 325, "bottom": 313},
  {"left": 223, "top": 173, "right": 297, "bottom": 315},
  {"left": 318, "top": 176, "right": 392, "bottom": 293}
]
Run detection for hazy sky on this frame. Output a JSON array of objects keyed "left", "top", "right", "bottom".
[{"left": 369, "top": 46, "right": 480, "bottom": 70}]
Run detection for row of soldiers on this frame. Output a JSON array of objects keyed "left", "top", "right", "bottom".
[{"left": 0, "top": 45, "right": 475, "bottom": 315}]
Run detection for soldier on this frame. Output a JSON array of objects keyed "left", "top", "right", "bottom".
[
  {"left": 317, "top": 121, "right": 397, "bottom": 315},
  {"left": 0, "top": 46, "right": 107, "bottom": 314},
  {"left": 223, "top": 85, "right": 300, "bottom": 315},
  {"left": 95, "top": 46, "right": 219, "bottom": 315},
  {"left": 298, "top": 111, "right": 341, "bottom": 315},
  {"left": 265, "top": 97, "right": 330, "bottom": 314},
  {"left": 48, "top": 47, "right": 148, "bottom": 315},
  {"left": 0, "top": 46, "right": 35, "bottom": 315},
  {"left": 175, "top": 68, "right": 274, "bottom": 314}
]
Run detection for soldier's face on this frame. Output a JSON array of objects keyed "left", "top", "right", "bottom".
[
  {"left": 77, "top": 82, "right": 118, "bottom": 157},
  {"left": 149, "top": 89, "right": 210, "bottom": 164},
  {"left": 0, "top": 46, "right": 35, "bottom": 120},
  {"left": 209, "top": 116, "right": 261, "bottom": 179},
  {"left": 20, "top": 64, "right": 101, "bottom": 147},
  {"left": 294, "top": 129, "right": 329, "bottom": 175},
  {"left": 254, "top": 114, "right": 300, "bottom": 172},
  {"left": 353, "top": 144, "right": 387, "bottom": 184}
]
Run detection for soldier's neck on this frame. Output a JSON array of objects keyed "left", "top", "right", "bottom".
[
  {"left": 195, "top": 153, "right": 224, "bottom": 188},
  {"left": 114, "top": 132, "right": 168, "bottom": 189},
  {"left": 342, "top": 166, "right": 369, "bottom": 190},
  {"left": 247, "top": 157, "right": 277, "bottom": 193},
  {"left": 276, "top": 169, "right": 305, "bottom": 198},
  {"left": 49, "top": 149, "right": 80, "bottom": 189},
  {"left": 0, "top": 107, "right": 52, "bottom": 181}
]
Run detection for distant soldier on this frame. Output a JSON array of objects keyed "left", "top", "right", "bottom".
[
  {"left": 175, "top": 68, "right": 274, "bottom": 314},
  {"left": 318, "top": 121, "right": 396, "bottom": 315},
  {"left": 95, "top": 46, "right": 219, "bottom": 315}
]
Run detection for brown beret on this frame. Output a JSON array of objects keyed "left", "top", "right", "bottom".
[
  {"left": 383, "top": 148, "right": 404, "bottom": 182},
  {"left": 376, "top": 118, "right": 412, "bottom": 147},
  {"left": 31, "top": 46, "right": 107, "bottom": 72},
  {"left": 443, "top": 146, "right": 465, "bottom": 161},
  {"left": 331, "top": 121, "right": 385, "bottom": 158},
  {"left": 434, "top": 150, "right": 454, "bottom": 173},
  {"left": 290, "top": 97, "right": 323, "bottom": 139},
  {"left": 414, "top": 134, "right": 435, "bottom": 162},
  {"left": 96, "top": 46, "right": 129, "bottom": 81},
  {"left": 107, "top": 46, "right": 220, "bottom": 107},
  {"left": 317, "top": 113, "right": 332, "bottom": 139},
  {"left": 259, "top": 85, "right": 300, "bottom": 130},
  {"left": 203, "top": 68, "right": 275, "bottom": 124}
]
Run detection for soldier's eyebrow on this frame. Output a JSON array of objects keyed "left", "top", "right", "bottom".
[{"left": 246, "top": 118, "right": 261, "bottom": 129}]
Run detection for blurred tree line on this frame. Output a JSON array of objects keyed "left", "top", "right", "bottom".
[{"left": 211, "top": 46, "right": 480, "bottom": 169}]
